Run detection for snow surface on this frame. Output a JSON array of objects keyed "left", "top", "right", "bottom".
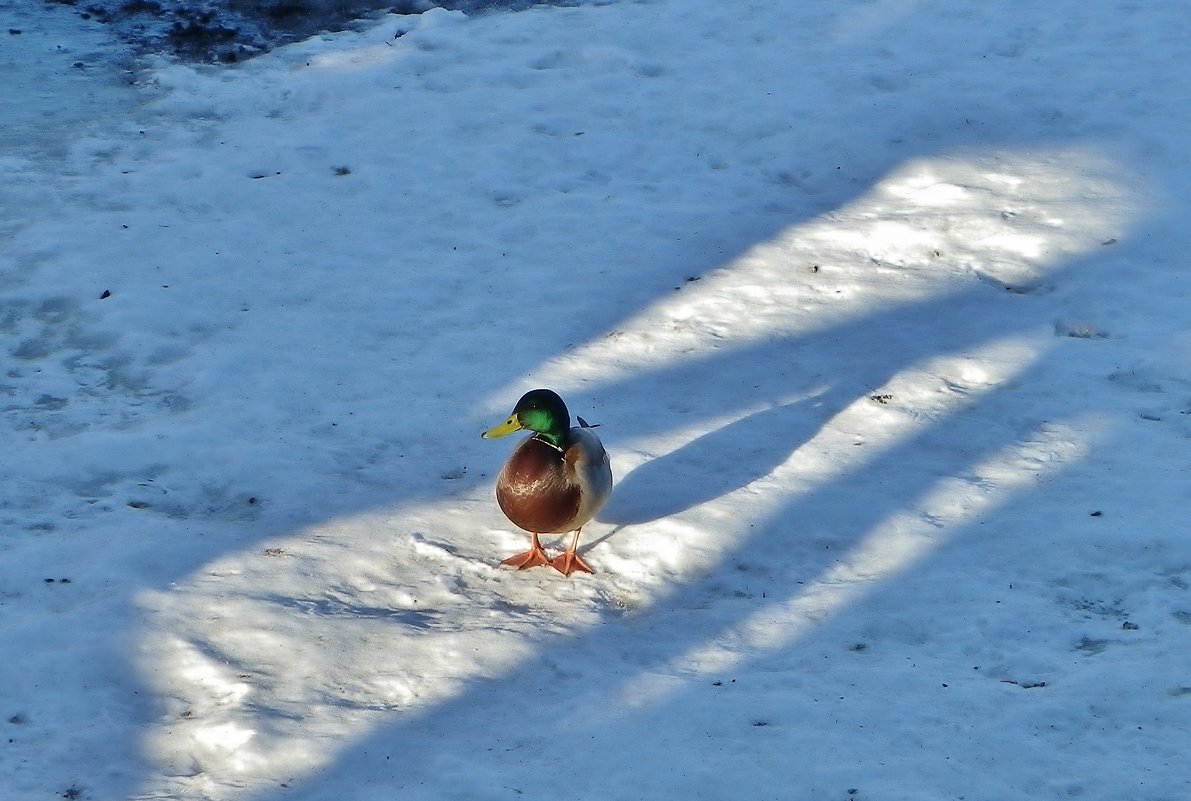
[{"left": 3, "top": 1, "right": 1191, "bottom": 799}]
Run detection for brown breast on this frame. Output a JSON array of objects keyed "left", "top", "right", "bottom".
[{"left": 495, "top": 436, "right": 582, "bottom": 534}]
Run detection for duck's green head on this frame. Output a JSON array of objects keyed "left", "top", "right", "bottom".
[{"left": 482, "top": 389, "right": 571, "bottom": 448}]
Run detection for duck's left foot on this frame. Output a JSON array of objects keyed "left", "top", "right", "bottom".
[
  {"left": 501, "top": 547, "right": 551, "bottom": 570},
  {"left": 550, "top": 549, "right": 594, "bottom": 576},
  {"left": 500, "top": 533, "right": 551, "bottom": 569}
]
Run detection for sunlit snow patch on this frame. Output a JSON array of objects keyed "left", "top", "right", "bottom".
[
  {"left": 604, "top": 415, "right": 1101, "bottom": 711},
  {"left": 505, "top": 148, "right": 1132, "bottom": 401}
]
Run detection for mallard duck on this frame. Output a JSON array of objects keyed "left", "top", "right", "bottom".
[{"left": 482, "top": 389, "right": 613, "bottom": 576}]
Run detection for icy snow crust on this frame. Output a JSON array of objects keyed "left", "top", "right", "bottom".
[{"left": 2, "top": 1, "right": 1191, "bottom": 799}]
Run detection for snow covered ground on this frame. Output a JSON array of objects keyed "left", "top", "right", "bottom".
[{"left": 3, "top": 1, "right": 1191, "bottom": 799}]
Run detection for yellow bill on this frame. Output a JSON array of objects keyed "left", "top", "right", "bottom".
[{"left": 482, "top": 415, "right": 523, "bottom": 439}]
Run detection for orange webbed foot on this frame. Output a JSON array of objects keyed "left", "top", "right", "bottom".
[
  {"left": 550, "top": 549, "right": 594, "bottom": 577},
  {"left": 500, "top": 533, "right": 551, "bottom": 570}
]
